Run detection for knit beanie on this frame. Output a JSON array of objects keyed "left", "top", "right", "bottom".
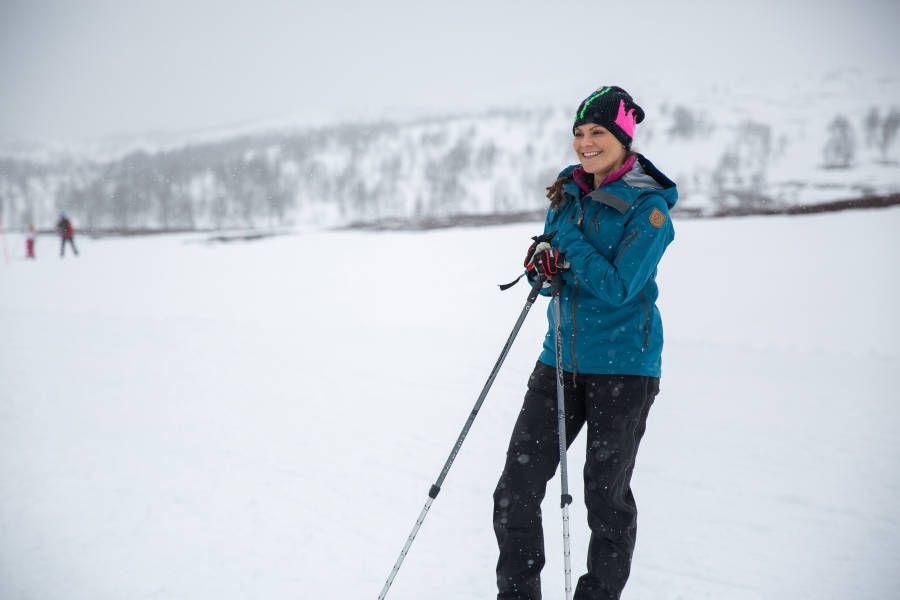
[{"left": 572, "top": 86, "right": 645, "bottom": 148}]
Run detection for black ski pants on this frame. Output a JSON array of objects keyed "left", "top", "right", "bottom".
[
  {"left": 493, "top": 361, "right": 659, "bottom": 600},
  {"left": 60, "top": 236, "right": 78, "bottom": 257}
]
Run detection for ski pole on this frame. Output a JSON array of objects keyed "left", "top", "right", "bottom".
[
  {"left": 550, "top": 275, "right": 574, "bottom": 600},
  {"left": 378, "top": 276, "right": 546, "bottom": 600}
]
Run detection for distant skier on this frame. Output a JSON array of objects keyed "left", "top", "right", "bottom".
[
  {"left": 493, "top": 86, "right": 676, "bottom": 600},
  {"left": 56, "top": 212, "right": 79, "bottom": 257},
  {"left": 26, "top": 224, "right": 36, "bottom": 259}
]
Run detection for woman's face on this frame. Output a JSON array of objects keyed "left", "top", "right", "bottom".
[{"left": 572, "top": 123, "right": 626, "bottom": 178}]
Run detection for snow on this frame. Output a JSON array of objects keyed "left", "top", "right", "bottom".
[{"left": 1, "top": 208, "right": 898, "bottom": 599}]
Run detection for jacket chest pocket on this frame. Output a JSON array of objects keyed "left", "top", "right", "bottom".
[
  {"left": 581, "top": 205, "right": 626, "bottom": 260},
  {"left": 547, "top": 199, "right": 582, "bottom": 230}
]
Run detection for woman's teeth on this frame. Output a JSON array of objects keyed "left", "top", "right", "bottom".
[{"left": 583, "top": 151, "right": 600, "bottom": 157}]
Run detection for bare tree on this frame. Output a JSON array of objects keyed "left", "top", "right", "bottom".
[
  {"left": 822, "top": 115, "right": 856, "bottom": 169},
  {"left": 878, "top": 108, "right": 900, "bottom": 162},
  {"left": 863, "top": 107, "right": 881, "bottom": 147}
]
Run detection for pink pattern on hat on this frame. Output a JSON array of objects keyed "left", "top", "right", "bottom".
[{"left": 615, "top": 99, "right": 638, "bottom": 139}]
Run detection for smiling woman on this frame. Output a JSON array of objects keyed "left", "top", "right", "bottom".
[
  {"left": 571, "top": 86, "right": 644, "bottom": 184},
  {"left": 493, "top": 86, "right": 677, "bottom": 600}
]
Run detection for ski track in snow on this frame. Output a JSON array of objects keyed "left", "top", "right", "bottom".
[{"left": 1, "top": 207, "right": 898, "bottom": 599}]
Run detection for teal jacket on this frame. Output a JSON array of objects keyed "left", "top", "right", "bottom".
[{"left": 536, "top": 154, "right": 677, "bottom": 377}]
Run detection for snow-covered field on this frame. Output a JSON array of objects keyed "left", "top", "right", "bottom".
[{"left": 1, "top": 208, "right": 898, "bottom": 599}]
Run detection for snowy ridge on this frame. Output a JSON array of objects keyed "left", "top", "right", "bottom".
[{"left": 1, "top": 72, "right": 898, "bottom": 231}]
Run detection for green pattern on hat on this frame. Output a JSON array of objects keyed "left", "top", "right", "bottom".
[{"left": 577, "top": 87, "right": 611, "bottom": 120}]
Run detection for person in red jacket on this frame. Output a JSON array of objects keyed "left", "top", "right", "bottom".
[
  {"left": 26, "top": 224, "right": 36, "bottom": 259},
  {"left": 56, "top": 212, "right": 79, "bottom": 257}
]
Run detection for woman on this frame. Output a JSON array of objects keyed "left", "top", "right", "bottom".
[{"left": 493, "top": 86, "right": 677, "bottom": 600}]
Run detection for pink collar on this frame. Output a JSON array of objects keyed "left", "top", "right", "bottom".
[
  {"left": 572, "top": 167, "right": 593, "bottom": 193},
  {"left": 600, "top": 154, "right": 637, "bottom": 186},
  {"left": 573, "top": 154, "right": 637, "bottom": 193}
]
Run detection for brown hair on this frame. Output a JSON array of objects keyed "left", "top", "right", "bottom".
[{"left": 546, "top": 174, "right": 576, "bottom": 209}]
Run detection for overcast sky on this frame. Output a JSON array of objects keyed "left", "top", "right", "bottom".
[{"left": 1, "top": 0, "right": 898, "bottom": 142}]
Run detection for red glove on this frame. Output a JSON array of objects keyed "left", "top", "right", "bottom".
[
  {"left": 525, "top": 240, "right": 565, "bottom": 278},
  {"left": 533, "top": 247, "right": 564, "bottom": 278}
]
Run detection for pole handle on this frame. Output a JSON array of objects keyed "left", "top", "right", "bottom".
[{"left": 550, "top": 274, "right": 563, "bottom": 297}]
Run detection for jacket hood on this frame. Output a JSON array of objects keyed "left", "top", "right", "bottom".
[
  {"left": 558, "top": 153, "right": 678, "bottom": 210},
  {"left": 624, "top": 154, "right": 678, "bottom": 209}
]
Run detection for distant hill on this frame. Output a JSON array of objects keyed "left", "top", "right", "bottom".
[{"left": 1, "top": 73, "right": 898, "bottom": 232}]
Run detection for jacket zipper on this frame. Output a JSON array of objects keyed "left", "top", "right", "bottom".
[
  {"left": 640, "top": 291, "right": 651, "bottom": 352},
  {"left": 570, "top": 274, "right": 579, "bottom": 387}
]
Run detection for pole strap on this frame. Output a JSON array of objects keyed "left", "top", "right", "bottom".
[{"left": 498, "top": 272, "right": 526, "bottom": 291}]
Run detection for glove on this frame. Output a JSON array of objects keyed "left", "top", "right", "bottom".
[
  {"left": 532, "top": 246, "right": 565, "bottom": 278},
  {"left": 524, "top": 230, "right": 557, "bottom": 275},
  {"left": 524, "top": 242, "right": 541, "bottom": 277},
  {"left": 499, "top": 231, "right": 564, "bottom": 292},
  {"left": 525, "top": 240, "right": 566, "bottom": 278}
]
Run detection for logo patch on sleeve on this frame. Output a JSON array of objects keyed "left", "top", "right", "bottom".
[{"left": 649, "top": 208, "right": 666, "bottom": 228}]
